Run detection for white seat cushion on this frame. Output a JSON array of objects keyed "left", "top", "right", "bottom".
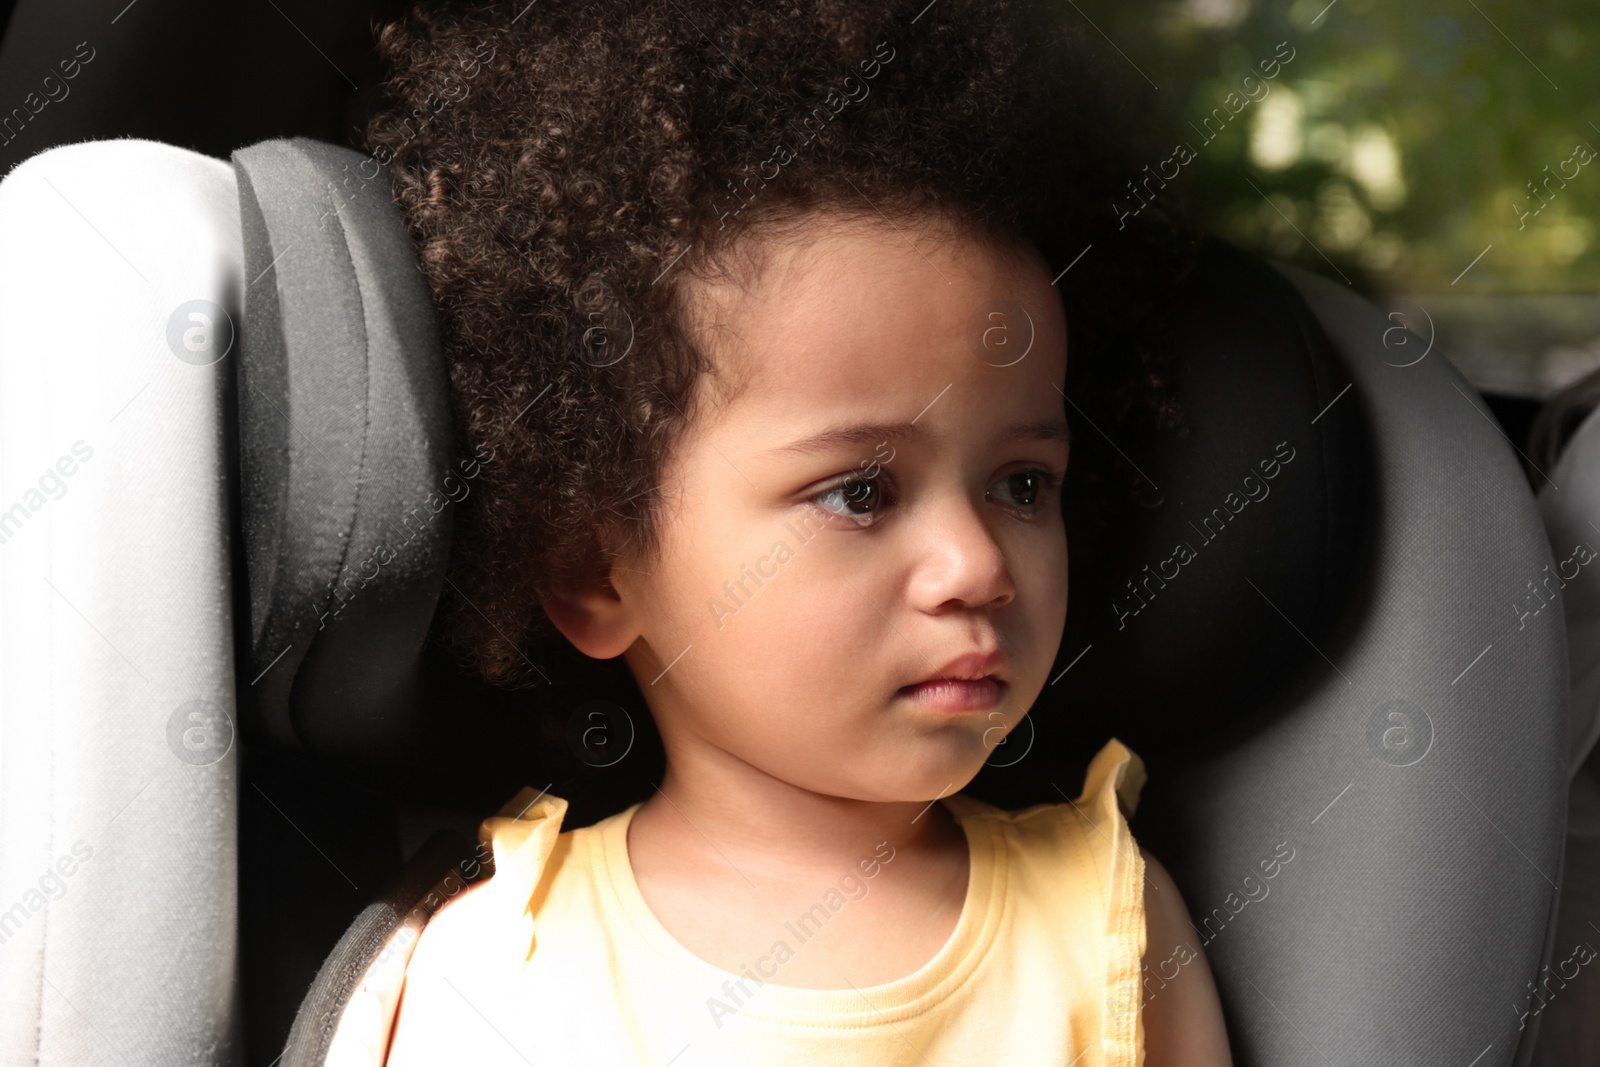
[{"left": 0, "top": 137, "right": 242, "bottom": 1065}]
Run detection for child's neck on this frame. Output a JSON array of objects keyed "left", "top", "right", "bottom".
[
  {"left": 625, "top": 747, "right": 973, "bottom": 989},
  {"left": 633, "top": 745, "right": 966, "bottom": 883}
]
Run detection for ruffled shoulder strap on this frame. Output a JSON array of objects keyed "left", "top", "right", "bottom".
[
  {"left": 477, "top": 787, "right": 569, "bottom": 965},
  {"left": 1075, "top": 737, "right": 1149, "bottom": 1067},
  {"left": 1079, "top": 736, "right": 1148, "bottom": 820}
]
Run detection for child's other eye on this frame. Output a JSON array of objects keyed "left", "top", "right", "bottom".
[
  {"left": 805, "top": 466, "right": 1063, "bottom": 529},
  {"left": 987, "top": 466, "right": 1063, "bottom": 515}
]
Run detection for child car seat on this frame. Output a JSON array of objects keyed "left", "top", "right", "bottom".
[
  {"left": 0, "top": 136, "right": 1570, "bottom": 1067},
  {"left": 1528, "top": 396, "right": 1600, "bottom": 1062}
]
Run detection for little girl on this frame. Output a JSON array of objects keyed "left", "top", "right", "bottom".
[{"left": 355, "top": 0, "right": 1231, "bottom": 1063}]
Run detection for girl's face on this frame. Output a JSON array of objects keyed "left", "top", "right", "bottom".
[{"left": 580, "top": 213, "right": 1069, "bottom": 803}]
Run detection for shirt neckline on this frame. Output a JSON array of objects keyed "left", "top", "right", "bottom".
[{"left": 588, "top": 794, "right": 1006, "bottom": 1026}]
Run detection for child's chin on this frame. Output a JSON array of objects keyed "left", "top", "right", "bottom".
[{"left": 854, "top": 748, "right": 990, "bottom": 803}]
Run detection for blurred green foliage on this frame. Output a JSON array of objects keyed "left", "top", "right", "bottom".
[{"left": 1066, "top": 0, "right": 1596, "bottom": 294}]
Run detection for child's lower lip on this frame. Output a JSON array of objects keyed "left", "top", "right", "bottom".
[{"left": 897, "top": 677, "right": 1005, "bottom": 711}]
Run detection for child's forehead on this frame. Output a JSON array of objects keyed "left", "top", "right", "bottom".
[
  {"left": 677, "top": 223, "right": 1067, "bottom": 456},
  {"left": 682, "top": 217, "right": 1059, "bottom": 379}
]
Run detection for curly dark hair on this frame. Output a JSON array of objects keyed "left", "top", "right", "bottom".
[{"left": 361, "top": 0, "right": 1200, "bottom": 693}]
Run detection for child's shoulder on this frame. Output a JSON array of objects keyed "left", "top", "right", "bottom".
[
  {"left": 389, "top": 792, "right": 586, "bottom": 1063},
  {"left": 415, "top": 876, "right": 495, "bottom": 945},
  {"left": 387, "top": 796, "right": 648, "bottom": 1063},
  {"left": 386, "top": 880, "right": 509, "bottom": 1065},
  {"left": 400, "top": 877, "right": 504, "bottom": 990}
]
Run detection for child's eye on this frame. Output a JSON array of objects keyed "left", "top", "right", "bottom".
[
  {"left": 805, "top": 466, "right": 1063, "bottom": 529},
  {"left": 808, "top": 471, "right": 893, "bottom": 528},
  {"left": 987, "top": 467, "right": 1063, "bottom": 514}
]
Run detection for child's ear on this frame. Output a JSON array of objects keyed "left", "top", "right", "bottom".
[
  {"left": 540, "top": 569, "right": 635, "bottom": 661},
  {"left": 540, "top": 535, "right": 638, "bottom": 660}
]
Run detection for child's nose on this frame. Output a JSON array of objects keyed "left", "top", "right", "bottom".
[{"left": 906, "top": 498, "right": 1017, "bottom": 612}]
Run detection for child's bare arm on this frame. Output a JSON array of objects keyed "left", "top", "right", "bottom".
[{"left": 1139, "top": 847, "right": 1234, "bottom": 1067}]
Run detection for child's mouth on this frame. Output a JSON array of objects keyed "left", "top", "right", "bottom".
[{"left": 896, "top": 677, "right": 1006, "bottom": 711}]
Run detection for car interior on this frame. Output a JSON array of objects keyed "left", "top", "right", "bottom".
[{"left": 0, "top": 2, "right": 1592, "bottom": 1066}]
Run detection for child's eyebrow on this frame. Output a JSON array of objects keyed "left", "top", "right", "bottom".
[{"left": 760, "top": 417, "right": 1071, "bottom": 459}]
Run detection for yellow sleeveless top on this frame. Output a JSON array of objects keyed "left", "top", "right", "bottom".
[{"left": 387, "top": 738, "right": 1149, "bottom": 1066}]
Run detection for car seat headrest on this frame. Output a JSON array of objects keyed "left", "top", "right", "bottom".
[
  {"left": 231, "top": 136, "right": 456, "bottom": 761},
  {"left": 974, "top": 238, "right": 1373, "bottom": 801},
  {"left": 1088, "top": 239, "right": 1371, "bottom": 742}
]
